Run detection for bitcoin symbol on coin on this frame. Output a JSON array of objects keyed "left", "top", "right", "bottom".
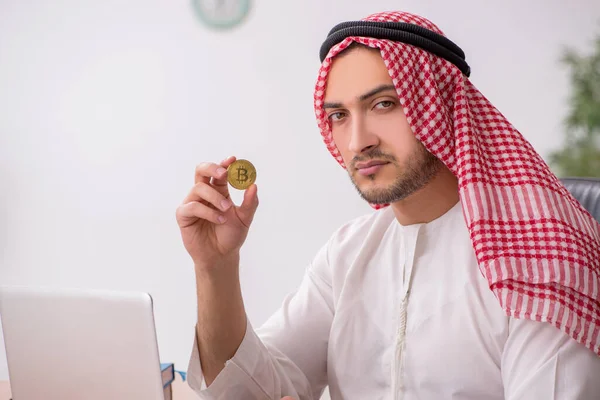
[
  {"left": 227, "top": 159, "right": 256, "bottom": 190},
  {"left": 236, "top": 166, "right": 248, "bottom": 184}
]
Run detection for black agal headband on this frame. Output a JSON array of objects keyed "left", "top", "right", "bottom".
[{"left": 319, "top": 21, "right": 471, "bottom": 77}]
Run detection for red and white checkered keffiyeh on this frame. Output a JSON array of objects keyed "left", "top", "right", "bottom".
[{"left": 314, "top": 11, "right": 600, "bottom": 356}]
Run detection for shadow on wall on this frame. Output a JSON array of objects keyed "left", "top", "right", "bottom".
[
  {"left": 0, "top": 168, "right": 10, "bottom": 381},
  {"left": 0, "top": 167, "right": 11, "bottom": 273}
]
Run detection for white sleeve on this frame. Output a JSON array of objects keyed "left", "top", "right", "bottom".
[
  {"left": 186, "top": 243, "right": 334, "bottom": 400},
  {"left": 501, "top": 316, "right": 600, "bottom": 399}
]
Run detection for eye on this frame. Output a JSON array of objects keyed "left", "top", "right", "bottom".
[
  {"left": 328, "top": 111, "right": 347, "bottom": 122},
  {"left": 374, "top": 100, "right": 395, "bottom": 110}
]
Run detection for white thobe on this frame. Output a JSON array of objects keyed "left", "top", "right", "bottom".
[{"left": 186, "top": 201, "right": 600, "bottom": 399}]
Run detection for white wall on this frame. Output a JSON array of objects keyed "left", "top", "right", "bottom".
[{"left": 1, "top": 0, "right": 599, "bottom": 394}]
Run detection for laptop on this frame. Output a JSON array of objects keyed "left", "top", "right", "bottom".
[{"left": 0, "top": 286, "right": 166, "bottom": 400}]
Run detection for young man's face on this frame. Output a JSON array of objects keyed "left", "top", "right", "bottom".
[{"left": 323, "top": 45, "right": 441, "bottom": 204}]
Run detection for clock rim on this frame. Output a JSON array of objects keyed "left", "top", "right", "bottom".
[{"left": 191, "top": 0, "right": 252, "bottom": 30}]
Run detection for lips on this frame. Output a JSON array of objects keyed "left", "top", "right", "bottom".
[
  {"left": 355, "top": 160, "right": 390, "bottom": 176},
  {"left": 355, "top": 160, "right": 389, "bottom": 170}
]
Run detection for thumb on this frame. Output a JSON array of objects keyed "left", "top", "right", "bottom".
[
  {"left": 237, "top": 184, "right": 259, "bottom": 227},
  {"left": 281, "top": 397, "right": 296, "bottom": 400}
]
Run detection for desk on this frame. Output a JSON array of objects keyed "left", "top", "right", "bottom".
[{"left": 0, "top": 374, "right": 199, "bottom": 399}]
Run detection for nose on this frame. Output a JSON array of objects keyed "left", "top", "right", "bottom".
[{"left": 348, "top": 114, "right": 379, "bottom": 154}]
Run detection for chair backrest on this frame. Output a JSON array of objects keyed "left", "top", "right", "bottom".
[{"left": 560, "top": 177, "right": 600, "bottom": 222}]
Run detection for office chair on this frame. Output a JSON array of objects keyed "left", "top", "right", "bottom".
[{"left": 560, "top": 177, "right": 600, "bottom": 222}]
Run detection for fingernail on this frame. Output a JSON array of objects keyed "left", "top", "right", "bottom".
[
  {"left": 218, "top": 215, "right": 227, "bottom": 224},
  {"left": 221, "top": 199, "right": 232, "bottom": 210},
  {"left": 217, "top": 167, "right": 226, "bottom": 175}
]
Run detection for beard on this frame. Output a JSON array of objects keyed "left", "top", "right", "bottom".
[{"left": 349, "top": 142, "right": 442, "bottom": 205}]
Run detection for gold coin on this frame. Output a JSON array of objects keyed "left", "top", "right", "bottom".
[{"left": 227, "top": 159, "right": 257, "bottom": 190}]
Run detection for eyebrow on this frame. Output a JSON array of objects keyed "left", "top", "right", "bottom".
[{"left": 323, "top": 84, "right": 397, "bottom": 109}]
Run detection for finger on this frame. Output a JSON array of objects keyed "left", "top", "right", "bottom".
[
  {"left": 176, "top": 201, "right": 227, "bottom": 226},
  {"left": 183, "top": 182, "right": 233, "bottom": 212},
  {"left": 194, "top": 156, "right": 236, "bottom": 186},
  {"left": 210, "top": 155, "right": 237, "bottom": 189},
  {"left": 236, "top": 184, "right": 259, "bottom": 228}
]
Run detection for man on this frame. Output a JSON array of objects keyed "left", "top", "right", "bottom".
[{"left": 176, "top": 11, "right": 600, "bottom": 400}]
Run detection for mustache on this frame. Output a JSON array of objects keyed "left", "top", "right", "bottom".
[{"left": 350, "top": 148, "right": 397, "bottom": 169}]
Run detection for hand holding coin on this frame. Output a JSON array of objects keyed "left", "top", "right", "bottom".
[{"left": 176, "top": 156, "right": 259, "bottom": 270}]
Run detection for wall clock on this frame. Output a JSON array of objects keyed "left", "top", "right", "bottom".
[{"left": 191, "top": 0, "right": 251, "bottom": 30}]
